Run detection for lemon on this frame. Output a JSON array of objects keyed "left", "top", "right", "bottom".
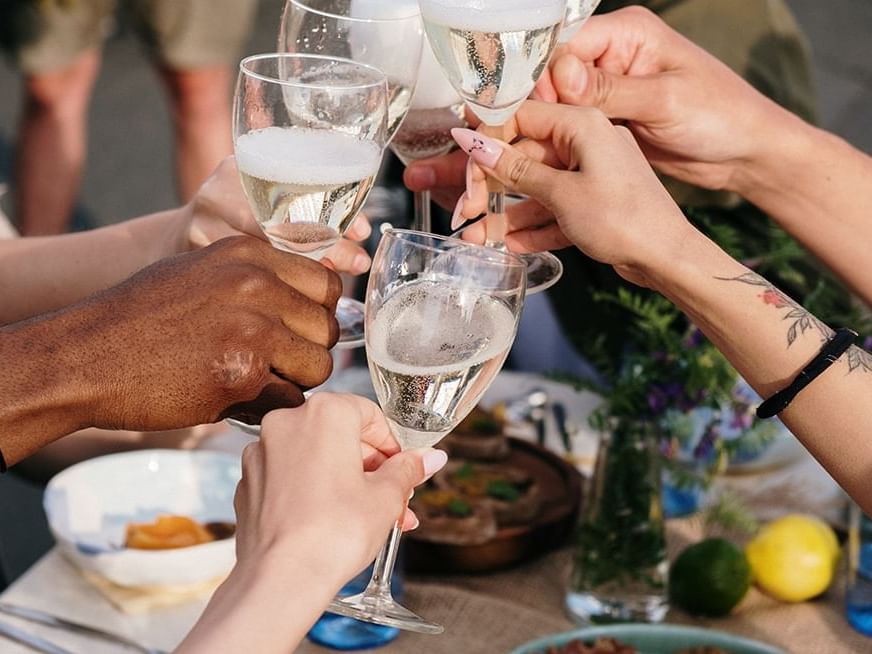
[
  {"left": 669, "top": 538, "right": 752, "bottom": 617},
  {"left": 745, "top": 514, "right": 839, "bottom": 602}
]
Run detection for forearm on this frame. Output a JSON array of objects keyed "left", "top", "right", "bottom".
[
  {"left": 647, "top": 232, "right": 872, "bottom": 513},
  {"left": 0, "top": 208, "right": 190, "bottom": 325},
  {"left": 734, "top": 115, "right": 872, "bottom": 306},
  {"left": 176, "top": 553, "right": 341, "bottom": 654},
  {"left": 0, "top": 311, "right": 103, "bottom": 467}
]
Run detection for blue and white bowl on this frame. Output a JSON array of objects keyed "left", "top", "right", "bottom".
[{"left": 44, "top": 449, "right": 240, "bottom": 588}]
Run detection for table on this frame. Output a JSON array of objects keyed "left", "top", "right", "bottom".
[{"left": 0, "top": 372, "right": 866, "bottom": 653}]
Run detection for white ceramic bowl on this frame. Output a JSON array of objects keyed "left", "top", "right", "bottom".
[{"left": 44, "top": 449, "right": 240, "bottom": 588}]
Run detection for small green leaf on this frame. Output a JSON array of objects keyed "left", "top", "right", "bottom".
[
  {"left": 454, "top": 462, "right": 474, "bottom": 479},
  {"left": 486, "top": 479, "right": 521, "bottom": 502},
  {"left": 447, "top": 499, "right": 472, "bottom": 517}
]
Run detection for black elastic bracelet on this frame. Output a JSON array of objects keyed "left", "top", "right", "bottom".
[{"left": 756, "top": 327, "right": 857, "bottom": 419}]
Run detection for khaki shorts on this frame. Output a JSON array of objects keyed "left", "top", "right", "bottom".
[{"left": 0, "top": 0, "right": 259, "bottom": 73}]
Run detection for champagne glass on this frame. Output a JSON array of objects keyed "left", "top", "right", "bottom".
[
  {"left": 390, "top": 34, "right": 465, "bottom": 231},
  {"left": 279, "top": 0, "right": 424, "bottom": 140},
  {"left": 233, "top": 53, "right": 388, "bottom": 349},
  {"left": 561, "top": 0, "right": 601, "bottom": 42},
  {"left": 418, "top": 0, "right": 566, "bottom": 293},
  {"left": 327, "top": 229, "right": 527, "bottom": 633}
]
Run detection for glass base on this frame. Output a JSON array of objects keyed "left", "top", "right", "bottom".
[
  {"left": 328, "top": 592, "right": 444, "bottom": 635},
  {"left": 336, "top": 297, "right": 365, "bottom": 349},
  {"left": 565, "top": 590, "right": 668, "bottom": 625},
  {"left": 522, "top": 251, "right": 563, "bottom": 294},
  {"left": 308, "top": 613, "right": 399, "bottom": 650}
]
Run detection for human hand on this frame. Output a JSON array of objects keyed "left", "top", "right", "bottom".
[
  {"left": 233, "top": 394, "right": 447, "bottom": 586},
  {"left": 185, "top": 157, "right": 372, "bottom": 275},
  {"left": 77, "top": 236, "right": 342, "bottom": 430},
  {"left": 451, "top": 102, "right": 695, "bottom": 288},
  {"left": 532, "top": 6, "right": 797, "bottom": 193},
  {"left": 174, "top": 394, "right": 447, "bottom": 654}
]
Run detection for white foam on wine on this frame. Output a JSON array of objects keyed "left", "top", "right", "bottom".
[
  {"left": 235, "top": 127, "right": 382, "bottom": 186},
  {"left": 419, "top": 0, "right": 565, "bottom": 32},
  {"left": 367, "top": 282, "right": 516, "bottom": 376}
]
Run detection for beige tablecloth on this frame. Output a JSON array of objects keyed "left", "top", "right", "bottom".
[{"left": 295, "top": 517, "right": 867, "bottom": 654}]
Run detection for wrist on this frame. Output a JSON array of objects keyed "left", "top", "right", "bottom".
[
  {"left": 729, "top": 106, "right": 817, "bottom": 202},
  {"left": 0, "top": 312, "right": 99, "bottom": 465}
]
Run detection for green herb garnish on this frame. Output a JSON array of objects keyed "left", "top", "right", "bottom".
[
  {"left": 447, "top": 498, "right": 472, "bottom": 517},
  {"left": 454, "top": 462, "right": 474, "bottom": 479},
  {"left": 486, "top": 479, "right": 521, "bottom": 502}
]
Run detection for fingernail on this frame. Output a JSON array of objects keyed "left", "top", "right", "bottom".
[
  {"left": 451, "top": 196, "right": 466, "bottom": 231},
  {"left": 451, "top": 128, "right": 503, "bottom": 169},
  {"left": 353, "top": 252, "right": 370, "bottom": 272},
  {"left": 421, "top": 448, "right": 448, "bottom": 478},
  {"left": 408, "top": 165, "right": 437, "bottom": 189},
  {"left": 559, "top": 55, "right": 586, "bottom": 95},
  {"left": 408, "top": 513, "right": 420, "bottom": 530},
  {"left": 465, "top": 158, "right": 474, "bottom": 200}
]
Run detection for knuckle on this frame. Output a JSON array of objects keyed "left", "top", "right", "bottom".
[{"left": 506, "top": 154, "right": 532, "bottom": 186}]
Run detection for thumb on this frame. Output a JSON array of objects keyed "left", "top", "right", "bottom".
[
  {"left": 551, "top": 54, "right": 664, "bottom": 125},
  {"left": 451, "top": 128, "right": 560, "bottom": 200},
  {"left": 369, "top": 448, "right": 447, "bottom": 513}
]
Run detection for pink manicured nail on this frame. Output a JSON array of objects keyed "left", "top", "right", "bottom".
[
  {"left": 451, "top": 128, "right": 504, "bottom": 168},
  {"left": 465, "top": 158, "right": 474, "bottom": 200},
  {"left": 451, "top": 196, "right": 466, "bottom": 231},
  {"left": 422, "top": 449, "right": 448, "bottom": 478}
]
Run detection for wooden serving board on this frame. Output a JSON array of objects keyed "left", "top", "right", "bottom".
[{"left": 404, "top": 437, "right": 583, "bottom": 574}]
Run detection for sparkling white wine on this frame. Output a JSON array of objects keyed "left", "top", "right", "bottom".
[
  {"left": 367, "top": 280, "right": 517, "bottom": 449},
  {"left": 420, "top": 0, "right": 564, "bottom": 125},
  {"left": 390, "top": 105, "right": 464, "bottom": 164},
  {"left": 387, "top": 81, "right": 414, "bottom": 139},
  {"left": 390, "top": 33, "right": 464, "bottom": 164},
  {"left": 235, "top": 126, "right": 382, "bottom": 257}
]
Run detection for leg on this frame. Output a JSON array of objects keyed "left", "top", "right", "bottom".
[
  {"left": 157, "top": 64, "right": 234, "bottom": 202},
  {"left": 15, "top": 49, "right": 102, "bottom": 235}
]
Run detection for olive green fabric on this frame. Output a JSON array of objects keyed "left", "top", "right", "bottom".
[
  {"left": 0, "top": 0, "right": 259, "bottom": 72},
  {"left": 548, "top": 0, "right": 821, "bottom": 366}
]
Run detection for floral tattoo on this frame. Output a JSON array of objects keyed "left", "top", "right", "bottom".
[{"left": 717, "top": 272, "right": 872, "bottom": 374}]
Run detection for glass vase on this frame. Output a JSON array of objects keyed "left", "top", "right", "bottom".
[{"left": 565, "top": 418, "right": 669, "bottom": 624}]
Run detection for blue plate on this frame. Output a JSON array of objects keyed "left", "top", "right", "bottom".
[{"left": 509, "top": 624, "right": 785, "bottom": 654}]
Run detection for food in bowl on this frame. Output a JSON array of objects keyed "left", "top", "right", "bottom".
[
  {"left": 442, "top": 406, "right": 510, "bottom": 460},
  {"left": 542, "top": 638, "right": 732, "bottom": 654},
  {"left": 409, "top": 486, "right": 498, "bottom": 545},
  {"left": 44, "top": 449, "right": 240, "bottom": 588},
  {"left": 125, "top": 515, "right": 236, "bottom": 550},
  {"left": 435, "top": 461, "right": 542, "bottom": 525}
]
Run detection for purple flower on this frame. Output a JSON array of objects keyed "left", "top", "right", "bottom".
[
  {"left": 647, "top": 387, "right": 669, "bottom": 414},
  {"left": 863, "top": 336, "right": 872, "bottom": 352},
  {"left": 684, "top": 328, "right": 705, "bottom": 349},
  {"left": 694, "top": 425, "right": 720, "bottom": 461},
  {"left": 729, "top": 410, "right": 754, "bottom": 431}
]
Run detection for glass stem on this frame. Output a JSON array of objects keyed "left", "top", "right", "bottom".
[
  {"left": 361, "top": 521, "right": 403, "bottom": 601},
  {"left": 485, "top": 188, "right": 508, "bottom": 250},
  {"left": 482, "top": 123, "right": 509, "bottom": 251},
  {"left": 414, "top": 189, "right": 432, "bottom": 233}
]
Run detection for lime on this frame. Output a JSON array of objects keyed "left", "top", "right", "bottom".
[
  {"left": 670, "top": 538, "right": 752, "bottom": 617},
  {"left": 745, "top": 514, "right": 839, "bottom": 602}
]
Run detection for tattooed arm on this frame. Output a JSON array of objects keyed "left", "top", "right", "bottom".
[
  {"left": 651, "top": 236, "right": 872, "bottom": 513},
  {"left": 450, "top": 102, "right": 872, "bottom": 514}
]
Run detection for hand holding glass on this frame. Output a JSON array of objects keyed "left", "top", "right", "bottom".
[
  {"left": 327, "top": 229, "right": 526, "bottom": 633},
  {"left": 232, "top": 53, "right": 388, "bottom": 345}
]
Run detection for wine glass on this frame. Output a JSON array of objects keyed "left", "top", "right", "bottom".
[
  {"left": 418, "top": 0, "right": 566, "bottom": 293},
  {"left": 390, "top": 34, "right": 465, "bottom": 231},
  {"left": 279, "top": 0, "right": 424, "bottom": 140},
  {"left": 326, "top": 229, "right": 527, "bottom": 633},
  {"left": 233, "top": 53, "right": 388, "bottom": 350},
  {"left": 560, "top": 0, "right": 601, "bottom": 42}
]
